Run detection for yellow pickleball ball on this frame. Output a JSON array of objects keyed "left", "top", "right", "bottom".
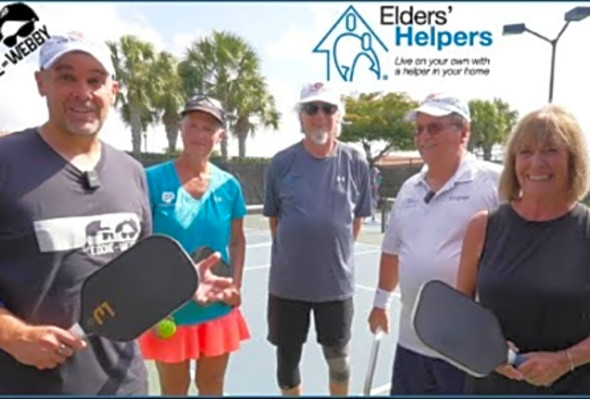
[{"left": 156, "top": 319, "right": 177, "bottom": 339}]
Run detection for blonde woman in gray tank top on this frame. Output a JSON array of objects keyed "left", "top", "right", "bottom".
[{"left": 456, "top": 104, "right": 590, "bottom": 394}]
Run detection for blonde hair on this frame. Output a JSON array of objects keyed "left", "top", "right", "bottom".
[{"left": 499, "top": 104, "right": 589, "bottom": 202}]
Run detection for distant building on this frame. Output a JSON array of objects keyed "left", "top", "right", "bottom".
[
  {"left": 471, "top": 144, "right": 505, "bottom": 163},
  {"left": 376, "top": 146, "right": 505, "bottom": 167},
  {"left": 375, "top": 154, "right": 424, "bottom": 167}
]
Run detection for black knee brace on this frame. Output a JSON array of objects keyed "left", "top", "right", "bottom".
[
  {"left": 276, "top": 344, "right": 303, "bottom": 390},
  {"left": 322, "top": 343, "right": 350, "bottom": 383}
]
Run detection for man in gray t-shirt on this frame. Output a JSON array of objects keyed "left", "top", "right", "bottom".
[
  {"left": 263, "top": 81, "right": 372, "bottom": 396},
  {"left": 0, "top": 32, "right": 233, "bottom": 395},
  {"left": 0, "top": 129, "right": 152, "bottom": 394}
]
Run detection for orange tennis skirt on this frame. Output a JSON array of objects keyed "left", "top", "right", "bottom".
[{"left": 139, "top": 307, "right": 250, "bottom": 363}]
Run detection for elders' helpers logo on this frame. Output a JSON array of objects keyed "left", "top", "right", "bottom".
[
  {"left": 314, "top": 5, "right": 495, "bottom": 82},
  {"left": 0, "top": 2, "right": 50, "bottom": 77},
  {"left": 313, "top": 6, "right": 388, "bottom": 83}
]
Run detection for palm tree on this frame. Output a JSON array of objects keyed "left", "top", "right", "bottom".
[
  {"left": 107, "top": 35, "right": 160, "bottom": 155},
  {"left": 153, "top": 51, "right": 184, "bottom": 153},
  {"left": 179, "top": 30, "right": 280, "bottom": 158},
  {"left": 232, "top": 79, "right": 280, "bottom": 157}
]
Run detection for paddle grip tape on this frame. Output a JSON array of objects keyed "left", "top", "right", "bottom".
[
  {"left": 373, "top": 288, "right": 394, "bottom": 310},
  {"left": 322, "top": 343, "right": 350, "bottom": 383},
  {"left": 69, "top": 323, "right": 86, "bottom": 339}
]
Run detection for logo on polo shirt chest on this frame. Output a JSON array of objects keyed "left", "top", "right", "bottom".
[
  {"left": 401, "top": 197, "right": 421, "bottom": 208},
  {"left": 449, "top": 194, "right": 470, "bottom": 201}
]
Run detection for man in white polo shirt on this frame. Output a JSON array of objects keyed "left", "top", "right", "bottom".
[{"left": 367, "top": 93, "right": 502, "bottom": 394}]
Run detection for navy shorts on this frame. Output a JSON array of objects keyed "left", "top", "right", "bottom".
[{"left": 390, "top": 345, "right": 466, "bottom": 395}]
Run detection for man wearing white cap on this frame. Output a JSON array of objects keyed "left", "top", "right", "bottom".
[
  {"left": 263, "top": 81, "right": 372, "bottom": 396},
  {"left": 368, "top": 93, "right": 502, "bottom": 394},
  {"left": 0, "top": 32, "right": 232, "bottom": 394}
]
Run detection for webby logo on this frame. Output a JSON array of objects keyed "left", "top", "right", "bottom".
[
  {"left": 0, "top": 2, "right": 51, "bottom": 78},
  {"left": 313, "top": 5, "right": 495, "bottom": 82}
]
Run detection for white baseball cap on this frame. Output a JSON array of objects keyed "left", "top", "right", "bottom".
[
  {"left": 297, "top": 81, "right": 342, "bottom": 107},
  {"left": 39, "top": 32, "right": 115, "bottom": 77},
  {"left": 405, "top": 93, "right": 470, "bottom": 123}
]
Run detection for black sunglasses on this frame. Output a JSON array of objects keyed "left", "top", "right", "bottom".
[
  {"left": 301, "top": 103, "right": 338, "bottom": 116},
  {"left": 2, "top": 21, "right": 36, "bottom": 48}
]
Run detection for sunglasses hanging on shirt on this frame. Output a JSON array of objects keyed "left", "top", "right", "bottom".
[{"left": 424, "top": 191, "right": 435, "bottom": 204}]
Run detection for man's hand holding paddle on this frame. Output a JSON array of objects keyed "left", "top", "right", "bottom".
[{"left": 0, "top": 313, "right": 86, "bottom": 370}]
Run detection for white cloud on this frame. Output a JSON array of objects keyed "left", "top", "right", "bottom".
[
  {"left": 171, "top": 29, "right": 203, "bottom": 58},
  {"left": 236, "top": 76, "right": 302, "bottom": 157},
  {"left": 266, "top": 26, "right": 317, "bottom": 62},
  {"left": 36, "top": 3, "right": 167, "bottom": 49},
  {"left": 0, "top": 62, "right": 46, "bottom": 132}
]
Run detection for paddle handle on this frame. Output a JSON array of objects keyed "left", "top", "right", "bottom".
[
  {"left": 507, "top": 349, "right": 526, "bottom": 367},
  {"left": 69, "top": 322, "right": 91, "bottom": 340},
  {"left": 374, "top": 327, "right": 384, "bottom": 341},
  {"left": 363, "top": 328, "right": 384, "bottom": 396}
]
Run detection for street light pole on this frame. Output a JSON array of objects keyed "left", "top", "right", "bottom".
[
  {"left": 503, "top": 6, "right": 590, "bottom": 103},
  {"left": 548, "top": 40, "right": 556, "bottom": 103},
  {"left": 547, "top": 21, "right": 569, "bottom": 103}
]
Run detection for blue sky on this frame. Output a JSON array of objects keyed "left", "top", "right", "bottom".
[{"left": 1, "top": 2, "right": 589, "bottom": 157}]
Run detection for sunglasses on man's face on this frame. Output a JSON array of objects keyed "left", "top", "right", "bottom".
[
  {"left": 413, "top": 122, "right": 460, "bottom": 136},
  {"left": 301, "top": 103, "right": 338, "bottom": 116}
]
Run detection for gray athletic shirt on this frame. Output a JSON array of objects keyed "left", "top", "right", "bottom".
[
  {"left": 263, "top": 141, "right": 372, "bottom": 302},
  {"left": 0, "top": 129, "right": 152, "bottom": 394}
]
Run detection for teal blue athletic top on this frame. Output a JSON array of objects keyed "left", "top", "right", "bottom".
[{"left": 146, "top": 161, "right": 247, "bottom": 325}]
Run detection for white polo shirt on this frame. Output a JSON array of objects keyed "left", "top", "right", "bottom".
[{"left": 381, "top": 153, "right": 502, "bottom": 358}]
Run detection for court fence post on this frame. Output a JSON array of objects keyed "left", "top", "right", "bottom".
[{"left": 380, "top": 197, "right": 395, "bottom": 233}]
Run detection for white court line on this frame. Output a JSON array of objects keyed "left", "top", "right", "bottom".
[
  {"left": 245, "top": 264, "right": 269, "bottom": 271},
  {"left": 244, "top": 269, "right": 401, "bottom": 299},
  {"left": 244, "top": 227, "right": 269, "bottom": 234},
  {"left": 244, "top": 249, "right": 382, "bottom": 272},
  {"left": 354, "top": 249, "right": 381, "bottom": 256},
  {"left": 356, "top": 241, "right": 382, "bottom": 248},
  {"left": 356, "top": 284, "right": 401, "bottom": 297},
  {"left": 247, "top": 241, "right": 271, "bottom": 249},
  {"left": 244, "top": 244, "right": 379, "bottom": 254},
  {"left": 370, "top": 383, "right": 392, "bottom": 396},
  {"left": 245, "top": 232, "right": 270, "bottom": 239}
]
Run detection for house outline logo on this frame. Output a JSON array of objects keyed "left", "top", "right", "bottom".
[{"left": 313, "top": 5, "right": 388, "bottom": 82}]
